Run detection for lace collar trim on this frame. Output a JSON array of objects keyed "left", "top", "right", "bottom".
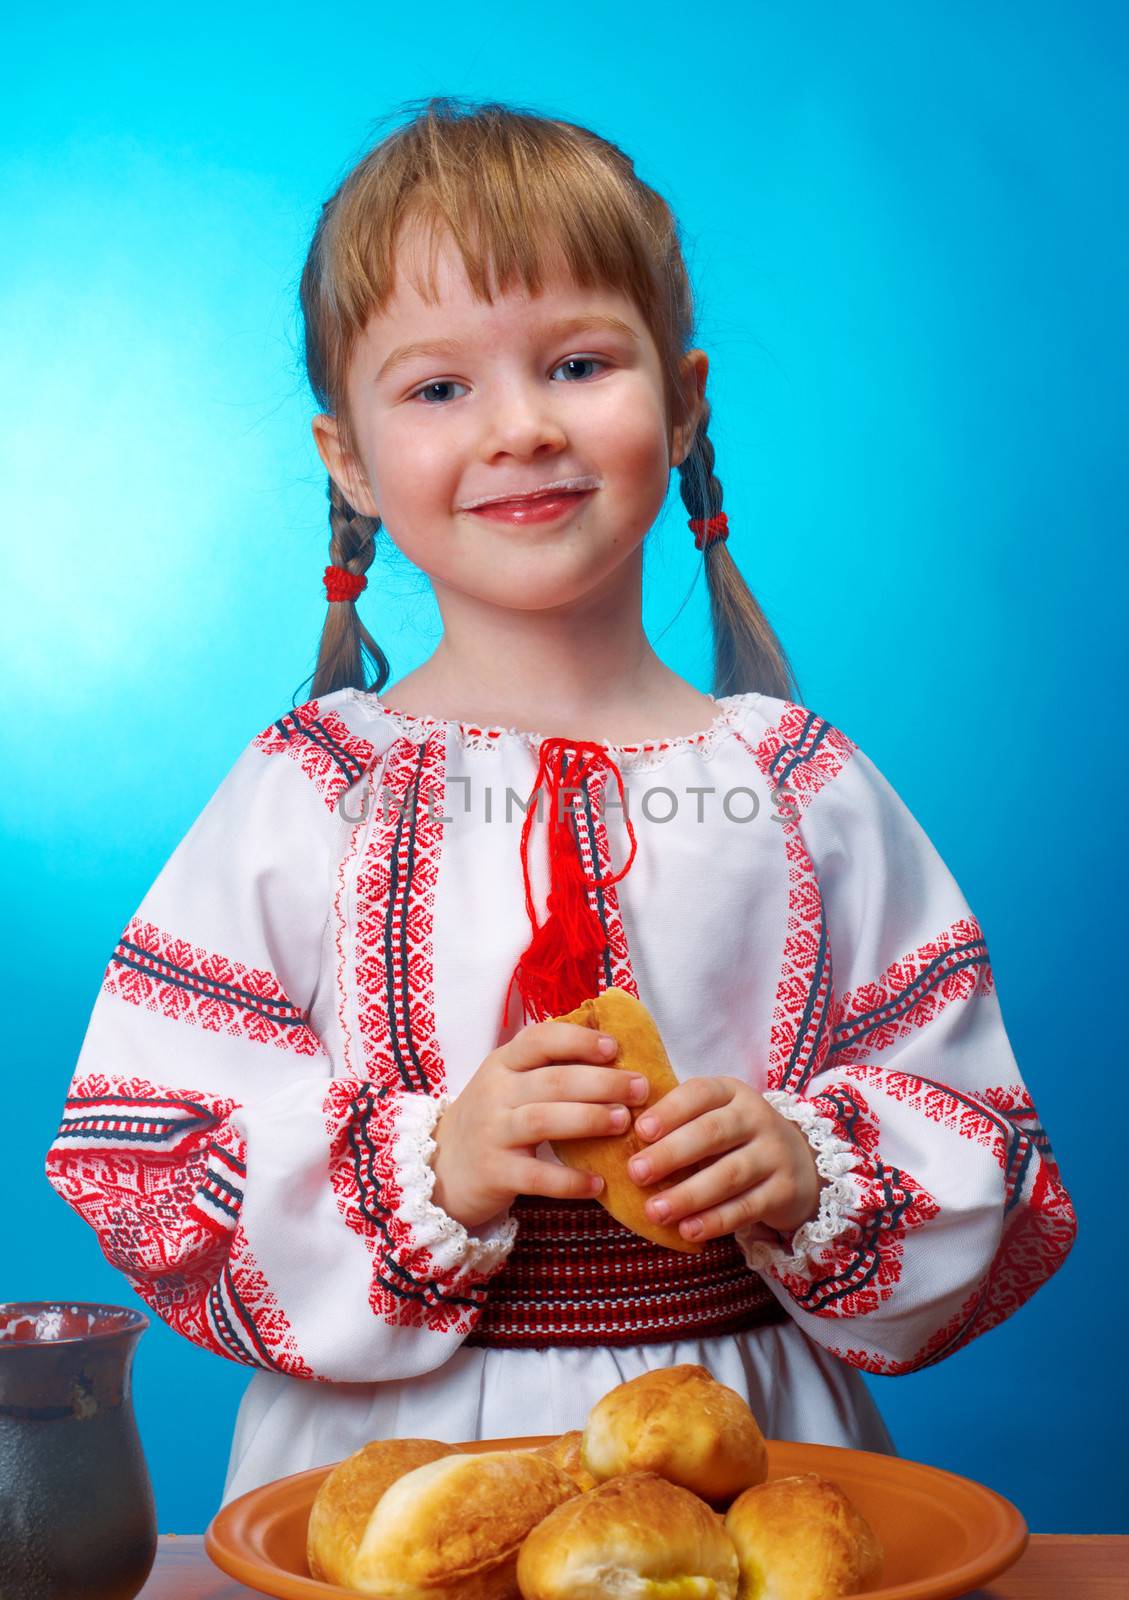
[{"left": 345, "top": 688, "right": 762, "bottom": 771}]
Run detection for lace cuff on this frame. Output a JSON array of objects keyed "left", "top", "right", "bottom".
[
  {"left": 736, "top": 1090, "right": 863, "bottom": 1276},
  {"left": 391, "top": 1093, "right": 518, "bottom": 1277}
]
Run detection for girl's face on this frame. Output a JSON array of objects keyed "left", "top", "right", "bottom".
[{"left": 313, "top": 220, "right": 706, "bottom": 619}]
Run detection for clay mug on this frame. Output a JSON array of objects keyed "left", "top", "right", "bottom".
[{"left": 0, "top": 1302, "right": 157, "bottom": 1599}]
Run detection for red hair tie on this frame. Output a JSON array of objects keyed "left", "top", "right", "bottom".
[
  {"left": 688, "top": 512, "right": 729, "bottom": 551},
  {"left": 324, "top": 565, "right": 367, "bottom": 603}
]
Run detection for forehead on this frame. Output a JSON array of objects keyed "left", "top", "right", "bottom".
[{"left": 360, "top": 215, "right": 645, "bottom": 348}]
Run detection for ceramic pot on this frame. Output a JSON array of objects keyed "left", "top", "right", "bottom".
[{"left": 0, "top": 1302, "right": 157, "bottom": 1599}]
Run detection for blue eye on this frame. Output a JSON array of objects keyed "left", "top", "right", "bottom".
[
  {"left": 408, "top": 356, "right": 607, "bottom": 405},
  {"left": 411, "top": 380, "right": 469, "bottom": 405},
  {"left": 552, "top": 356, "right": 606, "bottom": 381}
]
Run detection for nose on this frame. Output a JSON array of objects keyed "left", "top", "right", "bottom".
[{"left": 478, "top": 380, "right": 568, "bottom": 459}]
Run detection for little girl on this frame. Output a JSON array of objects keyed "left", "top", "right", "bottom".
[{"left": 46, "top": 97, "right": 1076, "bottom": 1509}]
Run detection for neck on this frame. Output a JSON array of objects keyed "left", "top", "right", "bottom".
[{"left": 404, "top": 561, "right": 687, "bottom": 733}]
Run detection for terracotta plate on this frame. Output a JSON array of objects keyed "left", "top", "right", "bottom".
[{"left": 205, "top": 1435, "right": 1027, "bottom": 1600}]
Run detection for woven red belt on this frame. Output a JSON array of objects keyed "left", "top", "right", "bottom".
[{"left": 464, "top": 1195, "right": 789, "bottom": 1349}]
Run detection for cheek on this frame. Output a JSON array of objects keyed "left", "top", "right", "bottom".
[
  {"left": 369, "top": 415, "right": 462, "bottom": 508},
  {"left": 589, "top": 381, "right": 671, "bottom": 480}
]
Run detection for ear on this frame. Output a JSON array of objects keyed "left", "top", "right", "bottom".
[
  {"left": 310, "top": 414, "right": 380, "bottom": 519},
  {"left": 670, "top": 349, "right": 710, "bottom": 469}
]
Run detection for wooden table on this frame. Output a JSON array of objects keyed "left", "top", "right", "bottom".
[{"left": 138, "top": 1535, "right": 1128, "bottom": 1597}]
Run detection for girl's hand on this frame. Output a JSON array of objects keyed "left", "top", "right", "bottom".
[
  {"left": 626, "top": 1076, "right": 824, "bottom": 1244},
  {"left": 430, "top": 1021, "right": 650, "bottom": 1232}
]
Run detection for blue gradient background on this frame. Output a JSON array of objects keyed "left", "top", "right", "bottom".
[{"left": 4, "top": 0, "right": 1124, "bottom": 1537}]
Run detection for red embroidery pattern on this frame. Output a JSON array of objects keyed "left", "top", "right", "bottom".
[
  {"left": 736, "top": 701, "right": 856, "bottom": 1097},
  {"left": 829, "top": 917, "right": 994, "bottom": 1063},
  {"left": 826, "top": 1161, "right": 1077, "bottom": 1374},
  {"left": 206, "top": 1225, "right": 315, "bottom": 1376},
  {"left": 750, "top": 701, "right": 856, "bottom": 816},
  {"left": 251, "top": 697, "right": 378, "bottom": 812},
  {"left": 768, "top": 1083, "right": 940, "bottom": 1317},
  {"left": 836, "top": 1069, "right": 1056, "bottom": 1215},
  {"left": 770, "top": 826, "right": 834, "bottom": 1094},
  {"left": 837, "top": 1066, "right": 1018, "bottom": 1159},
  {"left": 322, "top": 730, "right": 508, "bottom": 1335},
  {"left": 578, "top": 764, "right": 638, "bottom": 997},
  {"left": 45, "top": 1075, "right": 312, "bottom": 1376},
  {"left": 773, "top": 1162, "right": 940, "bottom": 1319},
  {"left": 352, "top": 733, "right": 446, "bottom": 1096},
  {"left": 105, "top": 917, "right": 324, "bottom": 1057},
  {"left": 193, "top": 1139, "right": 246, "bottom": 1237},
  {"left": 323, "top": 1081, "right": 490, "bottom": 1334},
  {"left": 332, "top": 748, "right": 390, "bottom": 1079},
  {"left": 465, "top": 1196, "right": 787, "bottom": 1348}
]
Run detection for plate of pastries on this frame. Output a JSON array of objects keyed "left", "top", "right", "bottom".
[{"left": 206, "top": 1362, "right": 1028, "bottom": 1600}]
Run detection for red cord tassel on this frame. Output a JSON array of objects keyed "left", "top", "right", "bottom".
[{"left": 499, "top": 738, "right": 638, "bottom": 1035}]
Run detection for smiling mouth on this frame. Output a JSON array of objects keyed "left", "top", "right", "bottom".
[
  {"left": 465, "top": 488, "right": 595, "bottom": 523},
  {"left": 460, "top": 475, "right": 602, "bottom": 510}
]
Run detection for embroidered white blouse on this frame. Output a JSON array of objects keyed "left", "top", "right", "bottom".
[{"left": 44, "top": 687, "right": 1075, "bottom": 1506}]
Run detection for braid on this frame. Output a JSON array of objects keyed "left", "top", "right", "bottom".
[
  {"left": 295, "top": 477, "right": 392, "bottom": 706},
  {"left": 328, "top": 476, "right": 380, "bottom": 576},
  {"left": 677, "top": 400, "right": 801, "bottom": 702},
  {"left": 677, "top": 397, "right": 724, "bottom": 522}
]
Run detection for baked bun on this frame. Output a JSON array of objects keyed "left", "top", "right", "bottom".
[
  {"left": 582, "top": 1365, "right": 768, "bottom": 1506},
  {"left": 518, "top": 1471, "right": 739, "bottom": 1600},
  {"left": 344, "top": 1449, "right": 578, "bottom": 1600},
  {"left": 550, "top": 988, "right": 700, "bottom": 1253},
  {"left": 536, "top": 1430, "right": 600, "bottom": 1491},
  {"left": 307, "top": 1438, "right": 459, "bottom": 1584},
  {"left": 724, "top": 1474, "right": 883, "bottom": 1599}
]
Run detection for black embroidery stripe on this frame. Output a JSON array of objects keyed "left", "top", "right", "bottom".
[
  {"left": 57, "top": 1095, "right": 216, "bottom": 1144},
  {"left": 221, "top": 1263, "right": 282, "bottom": 1368},
  {"left": 347, "top": 1088, "right": 484, "bottom": 1310},
  {"left": 794, "top": 1167, "right": 913, "bottom": 1313},
  {"left": 113, "top": 941, "right": 308, "bottom": 1026},
  {"left": 54, "top": 1121, "right": 212, "bottom": 1146},
  {"left": 770, "top": 710, "right": 835, "bottom": 790},
  {"left": 830, "top": 940, "right": 989, "bottom": 1048},
  {"left": 573, "top": 762, "right": 615, "bottom": 992},
  {"left": 782, "top": 910, "right": 834, "bottom": 1095},
  {"left": 199, "top": 1179, "right": 241, "bottom": 1221},
  {"left": 382, "top": 741, "right": 432, "bottom": 1094},
  {"left": 911, "top": 1075, "right": 1042, "bottom": 1218},
  {"left": 767, "top": 708, "right": 817, "bottom": 781},
  {"left": 277, "top": 711, "right": 369, "bottom": 788},
  {"left": 208, "top": 1141, "right": 247, "bottom": 1178},
  {"left": 208, "top": 1267, "right": 277, "bottom": 1370}
]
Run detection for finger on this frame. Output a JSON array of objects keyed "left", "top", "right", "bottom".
[
  {"left": 508, "top": 1154, "right": 605, "bottom": 1202},
  {"left": 501, "top": 1020, "right": 620, "bottom": 1072},
  {"left": 634, "top": 1077, "right": 735, "bottom": 1144},
  {"left": 512, "top": 1100, "right": 633, "bottom": 1145},
  {"left": 628, "top": 1104, "right": 755, "bottom": 1186},
  {"left": 643, "top": 1147, "right": 772, "bottom": 1228},
  {"left": 519, "top": 1063, "right": 650, "bottom": 1107},
  {"left": 672, "top": 1180, "right": 782, "bottom": 1243}
]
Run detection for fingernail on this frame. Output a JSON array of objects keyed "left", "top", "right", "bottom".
[
  {"left": 629, "top": 1156, "right": 650, "bottom": 1180},
  {"left": 598, "top": 1036, "right": 617, "bottom": 1055},
  {"left": 637, "top": 1115, "right": 657, "bottom": 1139},
  {"left": 629, "top": 1076, "right": 649, "bottom": 1102},
  {"left": 589, "top": 1174, "right": 604, "bottom": 1194},
  {"left": 610, "top": 1107, "right": 629, "bottom": 1130},
  {"left": 682, "top": 1218, "right": 703, "bottom": 1239},
  {"left": 650, "top": 1198, "right": 670, "bottom": 1220}
]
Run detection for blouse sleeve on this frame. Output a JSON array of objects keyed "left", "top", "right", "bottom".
[
  {"left": 44, "top": 713, "right": 517, "bottom": 1383},
  {"left": 736, "top": 721, "right": 1076, "bottom": 1374}
]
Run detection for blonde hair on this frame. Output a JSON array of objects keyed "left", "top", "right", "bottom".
[{"left": 296, "top": 95, "right": 801, "bottom": 706}]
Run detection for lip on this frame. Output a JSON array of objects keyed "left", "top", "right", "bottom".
[
  {"left": 460, "top": 475, "right": 601, "bottom": 510},
  {"left": 466, "top": 489, "right": 595, "bottom": 526}
]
